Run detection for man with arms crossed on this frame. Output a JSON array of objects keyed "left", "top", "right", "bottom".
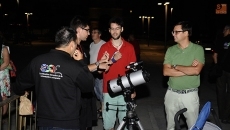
[
  {"left": 97, "top": 17, "right": 136, "bottom": 130},
  {"left": 163, "top": 21, "right": 205, "bottom": 130}
]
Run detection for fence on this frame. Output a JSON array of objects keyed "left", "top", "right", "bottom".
[{"left": 0, "top": 92, "right": 36, "bottom": 130}]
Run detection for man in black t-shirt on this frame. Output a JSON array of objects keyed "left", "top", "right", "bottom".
[
  {"left": 13, "top": 27, "right": 94, "bottom": 129},
  {"left": 212, "top": 25, "right": 230, "bottom": 124}
]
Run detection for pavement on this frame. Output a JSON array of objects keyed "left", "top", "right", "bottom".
[{"left": 7, "top": 40, "right": 230, "bottom": 130}]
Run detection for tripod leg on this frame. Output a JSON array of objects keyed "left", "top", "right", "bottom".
[
  {"left": 117, "top": 120, "right": 126, "bottom": 130},
  {"left": 136, "top": 120, "right": 144, "bottom": 130}
]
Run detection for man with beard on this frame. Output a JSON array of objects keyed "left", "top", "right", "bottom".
[{"left": 97, "top": 17, "right": 136, "bottom": 130}]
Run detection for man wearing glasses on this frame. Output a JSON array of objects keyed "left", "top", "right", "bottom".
[
  {"left": 97, "top": 17, "right": 136, "bottom": 130},
  {"left": 163, "top": 21, "right": 205, "bottom": 130},
  {"left": 89, "top": 28, "right": 106, "bottom": 119},
  {"left": 70, "top": 15, "right": 110, "bottom": 130}
]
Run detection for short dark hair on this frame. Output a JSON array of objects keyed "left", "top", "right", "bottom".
[
  {"left": 70, "top": 15, "right": 89, "bottom": 30},
  {"left": 224, "top": 25, "right": 230, "bottom": 30},
  {"left": 55, "top": 27, "right": 77, "bottom": 48},
  {"left": 91, "top": 28, "right": 102, "bottom": 34},
  {"left": 109, "top": 17, "right": 124, "bottom": 28},
  {"left": 175, "top": 21, "right": 192, "bottom": 36}
]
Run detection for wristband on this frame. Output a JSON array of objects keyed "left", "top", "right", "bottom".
[{"left": 111, "top": 57, "right": 117, "bottom": 63}]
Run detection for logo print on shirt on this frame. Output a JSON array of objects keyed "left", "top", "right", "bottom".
[
  {"left": 40, "top": 64, "right": 59, "bottom": 73},
  {"left": 39, "top": 64, "right": 62, "bottom": 79},
  {"left": 223, "top": 42, "right": 230, "bottom": 49}
]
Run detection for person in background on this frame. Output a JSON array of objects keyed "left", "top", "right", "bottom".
[
  {"left": 97, "top": 16, "right": 136, "bottom": 130},
  {"left": 212, "top": 25, "right": 230, "bottom": 124},
  {"left": 128, "top": 33, "right": 140, "bottom": 62},
  {"left": 12, "top": 27, "right": 97, "bottom": 129},
  {"left": 163, "top": 21, "right": 205, "bottom": 130},
  {"left": 0, "top": 32, "right": 10, "bottom": 116},
  {"left": 70, "top": 15, "right": 109, "bottom": 130},
  {"left": 89, "top": 28, "right": 106, "bottom": 119}
]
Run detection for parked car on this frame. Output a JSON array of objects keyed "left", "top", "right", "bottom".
[
  {"left": 195, "top": 40, "right": 214, "bottom": 53},
  {"left": 192, "top": 35, "right": 215, "bottom": 53}
]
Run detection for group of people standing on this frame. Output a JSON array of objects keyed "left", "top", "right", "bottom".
[
  {"left": 12, "top": 15, "right": 137, "bottom": 130},
  {"left": 6, "top": 13, "right": 230, "bottom": 130}
]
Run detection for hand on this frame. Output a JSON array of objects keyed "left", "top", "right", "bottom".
[
  {"left": 99, "top": 51, "right": 109, "bottom": 63},
  {"left": 191, "top": 60, "right": 199, "bottom": 67},
  {"left": 131, "top": 91, "right": 136, "bottom": 99},
  {"left": 98, "top": 62, "right": 110, "bottom": 72},
  {"left": 113, "top": 51, "right": 122, "bottom": 61},
  {"left": 73, "top": 49, "right": 83, "bottom": 60}
]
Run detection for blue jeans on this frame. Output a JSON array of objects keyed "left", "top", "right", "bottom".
[
  {"left": 94, "top": 78, "right": 103, "bottom": 102},
  {"left": 39, "top": 127, "right": 79, "bottom": 130}
]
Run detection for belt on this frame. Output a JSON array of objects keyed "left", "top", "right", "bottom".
[{"left": 168, "top": 87, "right": 198, "bottom": 94}]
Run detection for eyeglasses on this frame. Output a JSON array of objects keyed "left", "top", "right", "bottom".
[
  {"left": 172, "top": 30, "right": 185, "bottom": 35},
  {"left": 110, "top": 27, "right": 121, "bottom": 31},
  {"left": 81, "top": 27, "right": 90, "bottom": 32}
]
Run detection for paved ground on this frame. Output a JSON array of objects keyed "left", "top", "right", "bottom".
[
  {"left": 92, "top": 40, "right": 230, "bottom": 130},
  {"left": 5, "top": 40, "right": 230, "bottom": 130}
]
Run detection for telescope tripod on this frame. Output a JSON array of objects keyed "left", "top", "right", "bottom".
[{"left": 117, "top": 89, "right": 144, "bottom": 130}]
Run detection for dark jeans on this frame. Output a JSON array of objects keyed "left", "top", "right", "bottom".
[
  {"left": 39, "top": 127, "right": 79, "bottom": 130},
  {"left": 216, "top": 71, "right": 230, "bottom": 120}
]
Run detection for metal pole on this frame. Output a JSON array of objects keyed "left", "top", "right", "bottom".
[
  {"left": 27, "top": 14, "right": 29, "bottom": 26},
  {"left": 148, "top": 17, "right": 150, "bottom": 46},
  {"left": 142, "top": 17, "right": 144, "bottom": 36},
  {"left": 165, "top": 4, "right": 168, "bottom": 51}
]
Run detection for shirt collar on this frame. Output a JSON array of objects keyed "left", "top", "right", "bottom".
[{"left": 108, "top": 37, "right": 127, "bottom": 47}]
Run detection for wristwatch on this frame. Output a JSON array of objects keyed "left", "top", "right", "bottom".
[
  {"left": 95, "top": 62, "right": 100, "bottom": 70},
  {"left": 172, "top": 64, "right": 177, "bottom": 69}
]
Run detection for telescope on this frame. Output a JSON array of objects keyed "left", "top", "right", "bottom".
[{"left": 108, "top": 61, "right": 150, "bottom": 94}]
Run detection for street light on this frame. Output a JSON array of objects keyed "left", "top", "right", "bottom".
[
  {"left": 25, "top": 12, "right": 33, "bottom": 34},
  {"left": 139, "top": 16, "right": 145, "bottom": 35},
  {"left": 147, "top": 16, "right": 154, "bottom": 46},
  {"left": 158, "top": 2, "right": 170, "bottom": 51},
  {"left": 17, "top": 0, "right": 19, "bottom": 5},
  {"left": 4, "top": 14, "right": 8, "bottom": 22},
  {"left": 164, "top": 2, "right": 170, "bottom": 51},
  {"left": 139, "top": 16, "right": 154, "bottom": 46},
  {"left": 25, "top": 12, "right": 33, "bottom": 26}
]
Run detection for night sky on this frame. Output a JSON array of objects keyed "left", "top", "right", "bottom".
[{"left": 0, "top": 0, "right": 230, "bottom": 41}]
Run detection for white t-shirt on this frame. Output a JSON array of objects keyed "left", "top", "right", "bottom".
[{"left": 89, "top": 40, "right": 106, "bottom": 64}]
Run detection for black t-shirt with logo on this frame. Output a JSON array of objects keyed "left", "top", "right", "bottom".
[{"left": 213, "top": 34, "right": 230, "bottom": 72}]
